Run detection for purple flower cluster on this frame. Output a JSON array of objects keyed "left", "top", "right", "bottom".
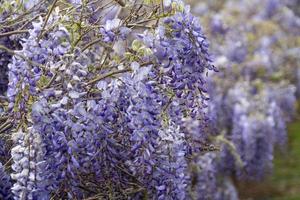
[
  {"left": 189, "top": 152, "right": 239, "bottom": 200},
  {"left": 142, "top": 6, "right": 215, "bottom": 100},
  {"left": 208, "top": 78, "right": 296, "bottom": 180},
  {"left": 11, "top": 128, "right": 50, "bottom": 199},
  {"left": 0, "top": 162, "right": 12, "bottom": 200},
  {"left": 7, "top": 15, "right": 70, "bottom": 116},
  {"left": 4, "top": 1, "right": 222, "bottom": 197},
  {"left": 0, "top": 0, "right": 299, "bottom": 199}
]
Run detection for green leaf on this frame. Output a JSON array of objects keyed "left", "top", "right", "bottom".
[
  {"left": 37, "top": 75, "right": 50, "bottom": 88},
  {"left": 132, "top": 40, "right": 143, "bottom": 51}
]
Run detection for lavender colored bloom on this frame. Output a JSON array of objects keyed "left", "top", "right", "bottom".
[
  {"left": 120, "top": 68, "right": 163, "bottom": 189},
  {"left": 227, "top": 42, "right": 248, "bottom": 63},
  {"left": 268, "top": 101, "right": 287, "bottom": 147},
  {"left": 210, "top": 15, "right": 227, "bottom": 35},
  {"left": 100, "top": 19, "right": 121, "bottom": 42},
  {"left": 214, "top": 177, "right": 239, "bottom": 200},
  {"left": 151, "top": 122, "right": 189, "bottom": 199},
  {"left": 11, "top": 128, "right": 50, "bottom": 200},
  {"left": 139, "top": 6, "right": 215, "bottom": 128},
  {"left": 231, "top": 112, "right": 274, "bottom": 179},
  {"left": 267, "top": 84, "right": 297, "bottom": 121},
  {"left": 189, "top": 153, "right": 219, "bottom": 200},
  {"left": 264, "top": 0, "right": 281, "bottom": 18},
  {"left": 0, "top": 162, "right": 13, "bottom": 200},
  {"left": 7, "top": 16, "right": 70, "bottom": 115}
]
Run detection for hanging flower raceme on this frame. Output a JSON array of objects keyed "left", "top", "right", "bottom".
[
  {"left": 136, "top": 7, "right": 216, "bottom": 162},
  {"left": 214, "top": 81, "right": 292, "bottom": 179},
  {"left": 11, "top": 128, "right": 50, "bottom": 200},
  {"left": 153, "top": 121, "right": 189, "bottom": 200},
  {"left": 7, "top": 14, "right": 70, "bottom": 117},
  {"left": 0, "top": 162, "right": 12, "bottom": 200},
  {"left": 141, "top": 6, "right": 216, "bottom": 110},
  {"left": 189, "top": 151, "right": 238, "bottom": 200}
]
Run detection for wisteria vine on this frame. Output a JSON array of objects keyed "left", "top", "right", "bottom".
[{"left": 0, "top": 0, "right": 299, "bottom": 199}]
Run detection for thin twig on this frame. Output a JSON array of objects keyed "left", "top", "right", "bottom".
[
  {"left": 0, "top": 30, "right": 29, "bottom": 38},
  {"left": 0, "top": 116, "right": 9, "bottom": 121},
  {"left": 41, "top": 73, "right": 57, "bottom": 90},
  {"left": 38, "top": 0, "right": 59, "bottom": 40},
  {"left": 82, "top": 38, "right": 114, "bottom": 52},
  {"left": 126, "top": 24, "right": 153, "bottom": 29},
  {"left": 113, "top": 0, "right": 126, "bottom": 7},
  {"left": 0, "top": 119, "right": 13, "bottom": 134},
  {"left": 85, "top": 61, "right": 153, "bottom": 86},
  {"left": 85, "top": 68, "right": 131, "bottom": 86}
]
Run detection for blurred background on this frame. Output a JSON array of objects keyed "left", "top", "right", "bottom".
[{"left": 186, "top": 0, "right": 300, "bottom": 199}]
